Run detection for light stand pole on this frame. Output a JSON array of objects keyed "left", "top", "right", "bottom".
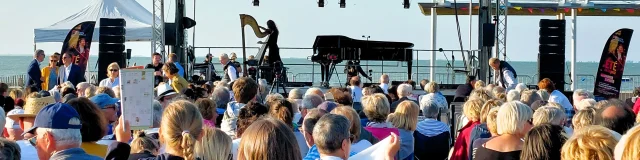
[{"left": 362, "top": 35, "right": 371, "bottom": 82}]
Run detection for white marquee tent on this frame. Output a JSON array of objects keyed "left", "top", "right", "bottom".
[{"left": 34, "top": 0, "right": 154, "bottom": 43}]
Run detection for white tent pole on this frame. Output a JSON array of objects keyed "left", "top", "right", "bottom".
[
  {"left": 570, "top": 9, "right": 577, "bottom": 91},
  {"left": 430, "top": 8, "right": 437, "bottom": 82}
]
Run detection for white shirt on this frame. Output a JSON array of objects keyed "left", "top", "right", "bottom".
[
  {"left": 549, "top": 90, "right": 573, "bottom": 112},
  {"left": 496, "top": 69, "right": 518, "bottom": 92},
  {"left": 379, "top": 83, "right": 389, "bottom": 94},
  {"left": 227, "top": 62, "right": 238, "bottom": 83},
  {"left": 232, "top": 138, "right": 241, "bottom": 160},
  {"left": 350, "top": 86, "right": 363, "bottom": 103},
  {"left": 320, "top": 156, "right": 345, "bottom": 160},
  {"left": 59, "top": 64, "right": 72, "bottom": 83},
  {"left": 99, "top": 77, "right": 120, "bottom": 88}
]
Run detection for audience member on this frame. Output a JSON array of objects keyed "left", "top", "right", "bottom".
[
  {"left": 313, "top": 114, "right": 354, "bottom": 160},
  {"left": 379, "top": 74, "right": 390, "bottom": 94},
  {"left": 49, "top": 90, "right": 61, "bottom": 103},
  {"left": 288, "top": 88, "right": 304, "bottom": 124},
  {"left": 233, "top": 102, "right": 269, "bottom": 159},
  {"left": 470, "top": 107, "right": 500, "bottom": 160},
  {"left": 387, "top": 85, "right": 399, "bottom": 103},
  {"left": 532, "top": 106, "right": 566, "bottom": 126},
  {"left": 349, "top": 77, "right": 364, "bottom": 112},
  {"left": 327, "top": 88, "right": 352, "bottom": 106},
  {"left": 84, "top": 85, "right": 96, "bottom": 98},
  {"left": 422, "top": 82, "right": 448, "bottom": 114},
  {"left": 95, "top": 87, "right": 115, "bottom": 98},
  {"left": 221, "top": 77, "right": 258, "bottom": 137},
  {"left": 470, "top": 89, "right": 492, "bottom": 102},
  {"left": 155, "top": 83, "right": 178, "bottom": 109},
  {"left": 451, "top": 99, "right": 483, "bottom": 160},
  {"left": 419, "top": 79, "right": 429, "bottom": 92},
  {"left": 537, "top": 89, "right": 550, "bottom": 101},
  {"left": 5, "top": 109, "right": 24, "bottom": 141},
  {"left": 300, "top": 94, "right": 324, "bottom": 124},
  {"left": 520, "top": 90, "right": 542, "bottom": 107},
  {"left": 390, "top": 84, "right": 417, "bottom": 113},
  {"left": 128, "top": 130, "right": 159, "bottom": 160},
  {"left": 614, "top": 124, "right": 640, "bottom": 160},
  {"left": 596, "top": 99, "right": 636, "bottom": 134},
  {"left": 575, "top": 98, "right": 597, "bottom": 110},
  {"left": 302, "top": 109, "right": 328, "bottom": 160},
  {"left": 415, "top": 93, "right": 451, "bottom": 160},
  {"left": 475, "top": 101, "right": 533, "bottom": 159},
  {"left": 331, "top": 107, "right": 376, "bottom": 153},
  {"left": 26, "top": 103, "right": 101, "bottom": 160},
  {"left": 195, "top": 127, "right": 232, "bottom": 160},
  {"left": 269, "top": 98, "right": 309, "bottom": 156},
  {"left": 238, "top": 118, "right": 301, "bottom": 160},
  {"left": 66, "top": 98, "right": 109, "bottom": 157},
  {"left": 492, "top": 86, "right": 506, "bottom": 96},
  {"left": 362, "top": 94, "right": 399, "bottom": 140},
  {"left": 9, "top": 94, "right": 55, "bottom": 160},
  {"left": 468, "top": 99, "right": 503, "bottom": 158},
  {"left": 0, "top": 137, "right": 20, "bottom": 160},
  {"left": 89, "top": 94, "right": 119, "bottom": 123},
  {"left": 520, "top": 124, "right": 567, "bottom": 160},
  {"left": 386, "top": 101, "right": 418, "bottom": 159},
  {"left": 561, "top": 125, "right": 619, "bottom": 160},
  {"left": 515, "top": 83, "right": 527, "bottom": 93},
  {"left": 572, "top": 89, "right": 594, "bottom": 106},
  {"left": 455, "top": 75, "right": 476, "bottom": 102},
  {"left": 626, "top": 87, "right": 640, "bottom": 110},
  {"left": 99, "top": 62, "right": 121, "bottom": 88},
  {"left": 572, "top": 107, "right": 597, "bottom": 131},
  {"left": 265, "top": 93, "right": 285, "bottom": 107},
  {"left": 506, "top": 90, "right": 521, "bottom": 102},
  {"left": 539, "top": 78, "right": 574, "bottom": 126},
  {"left": 305, "top": 87, "right": 325, "bottom": 100},
  {"left": 162, "top": 63, "right": 189, "bottom": 94},
  {"left": 196, "top": 98, "right": 218, "bottom": 128}
]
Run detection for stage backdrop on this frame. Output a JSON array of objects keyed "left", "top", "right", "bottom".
[
  {"left": 59, "top": 21, "right": 96, "bottom": 75},
  {"left": 594, "top": 29, "right": 634, "bottom": 99}
]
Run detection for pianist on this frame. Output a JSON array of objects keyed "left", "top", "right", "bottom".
[{"left": 345, "top": 60, "right": 372, "bottom": 85}]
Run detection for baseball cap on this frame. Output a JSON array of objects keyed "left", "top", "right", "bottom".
[
  {"left": 318, "top": 101, "right": 338, "bottom": 112},
  {"left": 24, "top": 103, "right": 82, "bottom": 135},
  {"left": 90, "top": 93, "right": 119, "bottom": 109}
]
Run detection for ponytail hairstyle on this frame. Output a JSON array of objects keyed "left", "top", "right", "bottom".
[
  {"left": 160, "top": 100, "right": 203, "bottom": 160},
  {"left": 269, "top": 99, "right": 294, "bottom": 129},
  {"left": 130, "top": 130, "right": 160, "bottom": 155}
]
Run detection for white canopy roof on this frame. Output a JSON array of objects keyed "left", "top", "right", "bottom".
[{"left": 34, "top": 0, "right": 154, "bottom": 43}]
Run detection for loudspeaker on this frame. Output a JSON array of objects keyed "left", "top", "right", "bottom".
[
  {"left": 539, "top": 19, "right": 566, "bottom": 55},
  {"left": 482, "top": 23, "right": 495, "bottom": 47},
  {"left": 538, "top": 53, "right": 565, "bottom": 92},
  {"left": 164, "top": 23, "right": 176, "bottom": 46},
  {"left": 99, "top": 18, "right": 126, "bottom": 81}
]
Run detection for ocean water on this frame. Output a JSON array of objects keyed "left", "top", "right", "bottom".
[{"left": 4, "top": 55, "right": 640, "bottom": 91}]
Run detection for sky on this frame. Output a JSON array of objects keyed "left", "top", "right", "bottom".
[{"left": 2, "top": 0, "right": 640, "bottom": 62}]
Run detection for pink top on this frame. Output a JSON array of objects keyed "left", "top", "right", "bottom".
[
  {"left": 364, "top": 127, "right": 400, "bottom": 140},
  {"left": 203, "top": 119, "right": 216, "bottom": 128}
]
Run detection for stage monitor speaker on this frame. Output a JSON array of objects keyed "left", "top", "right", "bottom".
[
  {"left": 538, "top": 53, "right": 566, "bottom": 92},
  {"left": 482, "top": 23, "right": 495, "bottom": 47}
]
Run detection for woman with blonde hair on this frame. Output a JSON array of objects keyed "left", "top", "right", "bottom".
[
  {"left": 41, "top": 53, "right": 60, "bottom": 90},
  {"left": 475, "top": 101, "right": 533, "bottom": 160},
  {"left": 474, "top": 80, "right": 486, "bottom": 89},
  {"left": 386, "top": 101, "right": 419, "bottom": 160},
  {"left": 195, "top": 126, "right": 232, "bottom": 160},
  {"left": 238, "top": 118, "right": 302, "bottom": 160},
  {"left": 470, "top": 89, "right": 492, "bottom": 102},
  {"left": 159, "top": 100, "right": 203, "bottom": 159},
  {"left": 468, "top": 99, "right": 504, "bottom": 159},
  {"left": 129, "top": 130, "right": 159, "bottom": 159},
  {"left": 572, "top": 107, "right": 597, "bottom": 131},
  {"left": 362, "top": 93, "right": 399, "bottom": 140},
  {"left": 615, "top": 125, "right": 640, "bottom": 160},
  {"left": 331, "top": 106, "right": 373, "bottom": 153},
  {"left": 99, "top": 62, "right": 121, "bottom": 88},
  {"left": 451, "top": 99, "right": 484, "bottom": 160},
  {"left": 84, "top": 85, "right": 96, "bottom": 98},
  {"left": 562, "top": 125, "right": 619, "bottom": 160}
]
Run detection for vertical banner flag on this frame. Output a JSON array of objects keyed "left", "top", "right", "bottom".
[
  {"left": 60, "top": 21, "right": 96, "bottom": 75},
  {"left": 594, "top": 29, "right": 633, "bottom": 99}
]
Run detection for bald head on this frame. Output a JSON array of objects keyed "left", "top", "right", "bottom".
[
  {"left": 597, "top": 100, "right": 636, "bottom": 134},
  {"left": 350, "top": 76, "right": 360, "bottom": 87}
]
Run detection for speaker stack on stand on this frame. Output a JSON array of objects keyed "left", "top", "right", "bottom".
[
  {"left": 98, "top": 18, "right": 126, "bottom": 81},
  {"left": 538, "top": 19, "right": 566, "bottom": 92}
]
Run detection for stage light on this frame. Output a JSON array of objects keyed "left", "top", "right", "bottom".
[
  {"left": 339, "top": 0, "right": 346, "bottom": 8},
  {"left": 403, "top": 0, "right": 410, "bottom": 9},
  {"left": 318, "top": 0, "right": 325, "bottom": 7},
  {"left": 253, "top": 0, "right": 259, "bottom": 6}
]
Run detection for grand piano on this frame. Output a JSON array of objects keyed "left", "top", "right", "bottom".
[{"left": 311, "top": 35, "right": 415, "bottom": 81}]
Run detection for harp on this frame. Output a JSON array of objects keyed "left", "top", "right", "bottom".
[{"left": 240, "top": 14, "right": 270, "bottom": 77}]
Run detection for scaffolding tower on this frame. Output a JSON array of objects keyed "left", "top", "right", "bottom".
[{"left": 152, "top": 0, "right": 166, "bottom": 59}]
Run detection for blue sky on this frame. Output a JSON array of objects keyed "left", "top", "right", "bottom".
[{"left": 2, "top": 0, "right": 640, "bottom": 62}]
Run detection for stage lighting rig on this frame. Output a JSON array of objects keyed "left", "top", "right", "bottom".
[
  {"left": 253, "top": 0, "right": 259, "bottom": 6},
  {"left": 403, "top": 0, "right": 410, "bottom": 9},
  {"left": 339, "top": 0, "right": 346, "bottom": 8},
  {"left": 318, "top": 0, "right": 325, "bottom": 7}
]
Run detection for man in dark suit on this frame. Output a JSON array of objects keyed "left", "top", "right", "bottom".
[
  {"left": 27, "top": 49, "right": 45, "bottom": 91},
  {"left": 58, "top": 52, "right": 85, "bottom": 86}
]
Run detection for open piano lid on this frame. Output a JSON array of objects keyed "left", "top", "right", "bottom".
[{"left": 312, "top": 35, "right": 414, "bottom": 49}]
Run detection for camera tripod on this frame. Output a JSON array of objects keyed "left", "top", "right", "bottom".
[
  {"left": 321, "top": 61, "right": 342, "bottom": 88},
  {"left": 269, "top": 67, "right": 288, "bottom": 95}
]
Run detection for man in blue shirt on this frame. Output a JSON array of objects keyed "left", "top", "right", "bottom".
[{"left": 168, "top": 53, "right": 185, "bottom": 77}]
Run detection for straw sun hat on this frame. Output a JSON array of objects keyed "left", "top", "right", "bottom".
[{"left": 7, "top": 96, "right": 56, "bottom": 119}]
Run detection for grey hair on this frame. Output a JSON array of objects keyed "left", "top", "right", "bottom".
[
  {"left": 576, "top": 98, "right": 597, "bottom": 110},
  {"left": 305, "top": 88, "right": 323, "bottom": 97},
  {"left": 506, "top": 90, "right": 521, "bottom": 102},
  {"left": 532, "top": 106, "right": 566, "bottom": 126},
  {"left": 37, "top": 128, "right": 82, "bottom": 148},
  {"left": 211, "top": 87, "right": 230, "bottom": 108},
  {"left": 288, "top": 88, "right": 304, "bottom": 100},
  {"left": 419, "top": 93, "right": 440, "bottom": 118},
  {"left": 49, "top": 90, "right": 62, "bottom": 103},
  {"left": 152, "top": 100, "right": 163, "bottom": 128},
  {"left": 397, "top": 84, "right": 413, "bottom": 97},
  {"left": 313, "top": 114, "right": 350, "bottom": 154},
  {"left": 34, "top": 49, "right": 44, "bottom": 58},
  {"left": 573, "top": 89, "right": 594, "bottom": 99},
  {"left": 537, "top": 89, "right": 550, "bottom": 101},
  {"left": 520, "top": 90, "right": 541, "bottom": 107},
  {"left": 515, "top": 83, "right": 527, "bottom": 93},
  {"left": 76, "top": 82, "right": 91, "bottom": 92},
  {"left": 302, "top": 94, "right": 324, "bottom": 109}
]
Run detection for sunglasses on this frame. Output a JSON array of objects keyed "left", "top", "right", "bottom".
[
  {"left": 109, "top": 69, "right": 119, "bottom": 72},
  {"left": 50, "top": 60, "right": 57, "bottom": 62},
  {"left": 28, "top": 137, "right": 37, "bottom": 146}
]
